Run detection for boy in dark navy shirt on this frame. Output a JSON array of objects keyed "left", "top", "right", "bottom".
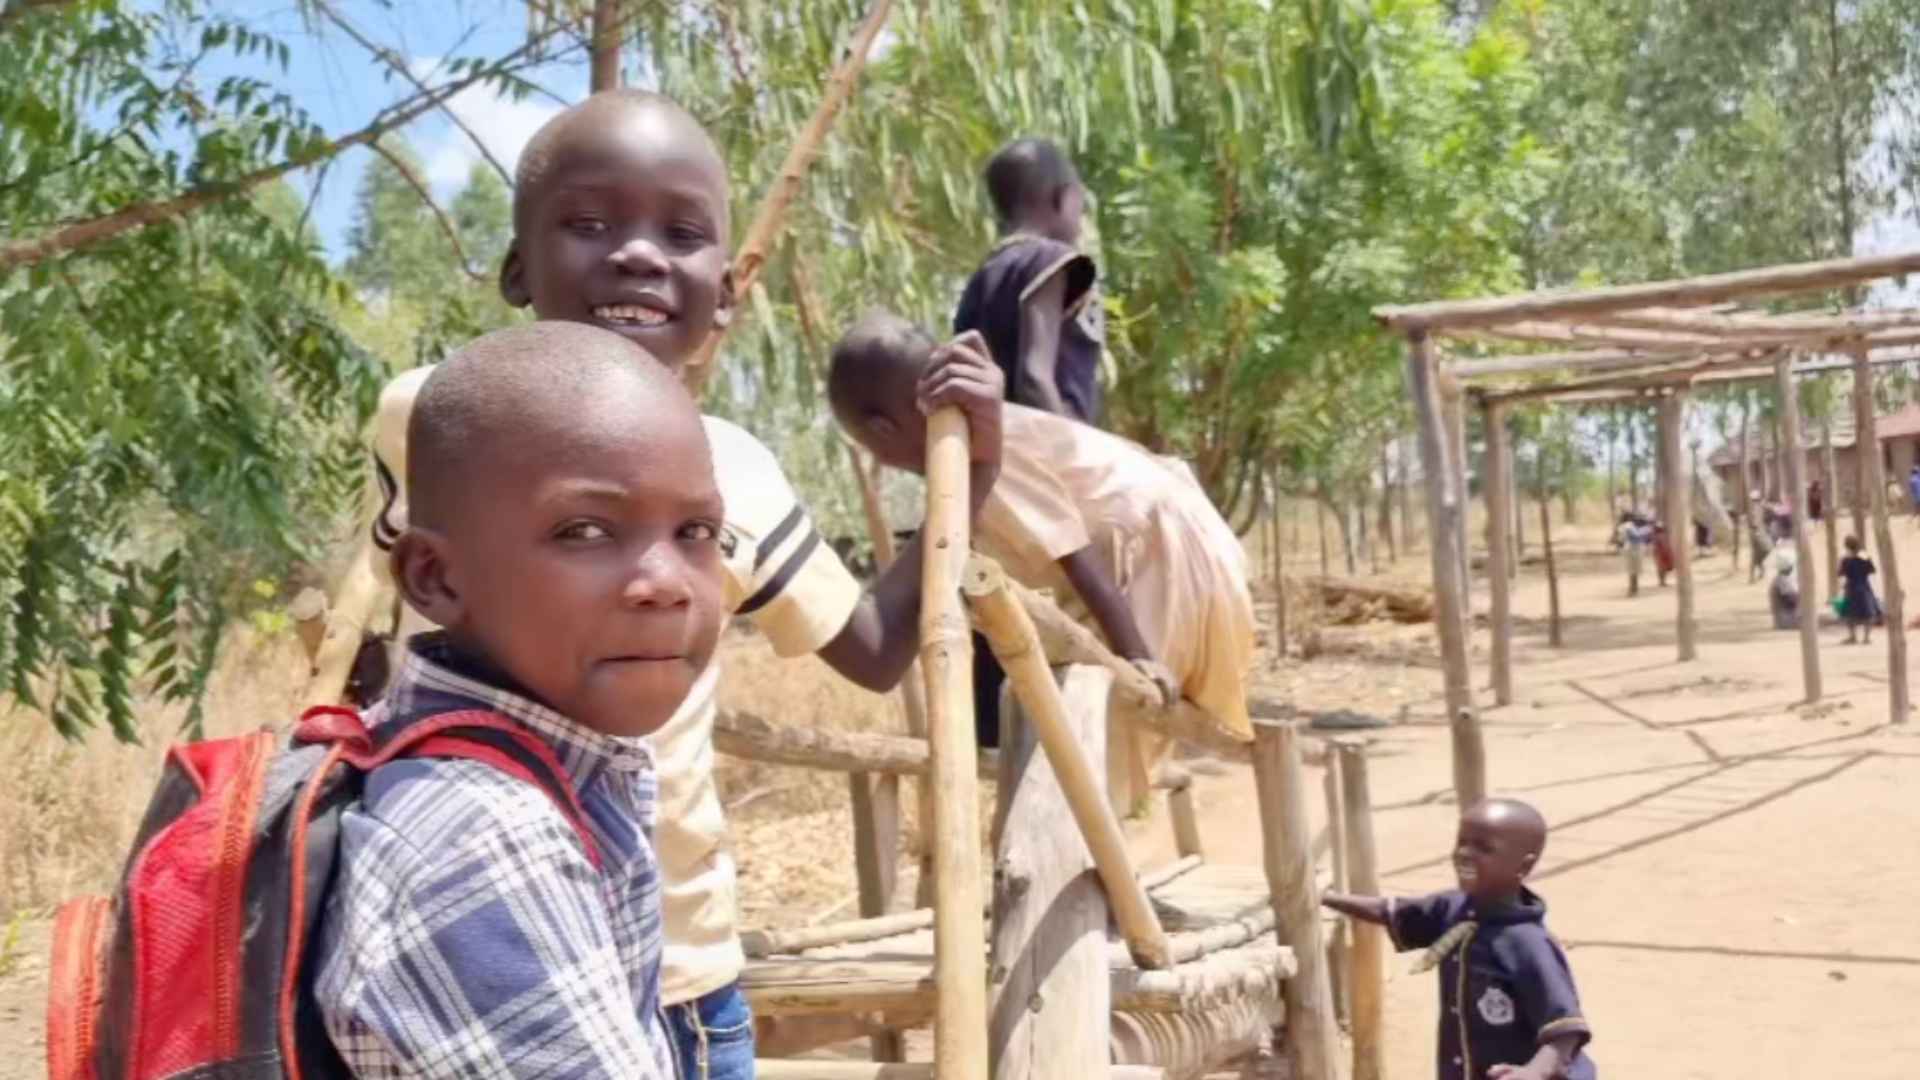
[
  {"left": 1324, "top": 798, "right": 1595, "bottom": 1080},
  {"left": 954, "top": 137, "right": 1105, "bottom": 425}
]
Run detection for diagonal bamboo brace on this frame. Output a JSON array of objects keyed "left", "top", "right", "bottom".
[
  {"left": 918, "top": 407, "right": 988, "bottom": 1080},
  {"left": 962, "top": 554, "right": 1175, "bottom": 970}
]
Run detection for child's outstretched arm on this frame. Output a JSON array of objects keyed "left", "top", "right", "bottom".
[
  {"left": 1016, "top": 272, "right": 1072, "bottom": 417},
  {"left": 816, "top": 332, "right": 1004, "bottom": 691},
  {"left": 1486, "top": 1035, "right": 1582, "bottom": 1080},
  {"left": 1057, "top": 545, "right": 1178, "bottom": 705},
  {"left": 1320, "top": 890, "right": 1390, "bottom": 925}
]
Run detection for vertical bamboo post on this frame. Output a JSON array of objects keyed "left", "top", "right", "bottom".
[
  {"left": 1321, "top": 763, "right": 1350, "bottom": 1029},
  {"left": 848, "top": 770, "right": 903, "bottom": 1061},
  {"left": 1336, "top": 741, "right": 1386, "bottom": 1080},
  {"left": 1252, "top": 720, "right": 1341, "bottom": 1080},
  {"left": 1822, "top": 411, "right": 1841, "bottom": 599},
  {"left": 1540, "top": 486, "right": 1563, "bottom": 647},
  {"left": 1404, "top": 333, "right": 1482, "bottom": 806},
  {"left": 1440, "top": 371, "right": 1472, "bottom": 602},
  {"left": 1482, "top": 400, "right": 1515, "bottom": 706},
  {"left": 1852, "top": 345, "right": 1910, "bottom": 722},
  {"left": 1168, "top": 777, "right": 1205, "bottom": 859},
  {"left": 988, "top": 666, "right": 1113, "bottom": 1080},
  {"left": 1659, "top": 392, "right": 1697, "bottom": 661},
  {"left": 920, "top": 407, "right": 987, "bottom": 1080},
  {"left": 1777, "top": 354, "right": 1823, "bottom": 704},
  {"left": 1853, "top": 366, "right": 1871, "bottom": 543}
]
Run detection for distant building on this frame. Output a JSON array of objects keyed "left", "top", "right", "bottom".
[{"left": 1708, "top": 402, "right": 1920, "bottom": 508}]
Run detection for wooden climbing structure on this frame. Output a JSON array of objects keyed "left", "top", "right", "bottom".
[{"left": 1376, "top": 249, "right": 1920, "bottom": 806}]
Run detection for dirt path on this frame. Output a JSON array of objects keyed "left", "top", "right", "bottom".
[{"left": 1134, "top": 524, "right": 1920, "bottom": 1078}]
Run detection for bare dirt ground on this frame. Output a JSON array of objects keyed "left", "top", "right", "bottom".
[
  {"left": 5, "top": 512, "right": 1920, "bottom": 1077},
  {"left": 1130, "top": 518, "right": 1920, "bottom": 1079}
]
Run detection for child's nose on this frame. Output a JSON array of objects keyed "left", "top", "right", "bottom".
[
  {"left": 622, "top": 545, "right": 692, "bottom": 608},
  {"left": 609, "top": 234, "right": 670, "bottom": 276}
]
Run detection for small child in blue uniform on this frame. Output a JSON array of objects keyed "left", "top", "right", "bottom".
[
  {"left": 1324, "top": 798, "right": 1595, "bottom": 1080},
  {"left": 1838, "top": 535, "right": 1880, "bottom": 644}
]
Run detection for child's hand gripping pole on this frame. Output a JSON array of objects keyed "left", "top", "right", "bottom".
[{"left": 918, "top": 405, "right": 988, "bottom": 1080}]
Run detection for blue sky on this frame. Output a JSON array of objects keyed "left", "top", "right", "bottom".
[{"left": 216, "top": 1, "right": 587, "bottom": 263}]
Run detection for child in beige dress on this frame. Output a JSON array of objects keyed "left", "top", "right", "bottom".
[{"left": 828, "top": 311, "right": 1255, "bottom": 810}]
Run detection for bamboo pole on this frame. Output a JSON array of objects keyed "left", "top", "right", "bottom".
[
  {"left": 1822, "top": 412, "right": 1841, "bottom": 599},
  {"left": 1375, "top": 248, "right": 1920, "bottom": 332},
  {"left": 1483, "top": 400, "right": 1515, "bottom": 705},
  {"left": 1335, "top": 741, "right": 1386, "bottom": 1080},
  {"left": 1541, "top": 486, "right": 1563, "bottom": 647},
  {"left": 1168, "top": 776, "right": 1204, "bottom": 859},
  {"left": 1853, "top": 363, "right": 1872, "bottom": 545},
  {"left": 918, "top": 406, "right": 987, "bottom": 1080},
  {"left": 964, "top": 557, "right": 1173, "bottom": 970},
  {"left": 1404, "top": 333, "right": 1482, "bottom": 806},
  {"left": 1321, "top": 762, "right": 1350, "bottom": 1030},
  {"left": 1776, "top": 354, "right": 1823, "bottom": 703},
  {"left": 1852, "top": 345, "right": 1910, "bottom": 722},
  {"left": 1659, "top": 393, "right": 1697, "bottom": 661},
  {"left": 681, "top": 0, "right": 896, "bottom": 394},
  {"left": 1251, "top": 720, "right": 1341, "bottom": 1080},
  {"left": 1440, "top": 371, "right": 1471, "bottom": 605}
]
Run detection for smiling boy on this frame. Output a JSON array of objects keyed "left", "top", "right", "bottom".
[
  {"left": 361, "top": 90, "right": 1003, "bottom": 1080},
  {"left": 1322, "top": 798, "right": 1596, "bottom": 1080}
]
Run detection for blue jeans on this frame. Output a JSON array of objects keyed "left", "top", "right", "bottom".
[{"left": 664, "top": 981, "right": 755, "bottom": 1080}]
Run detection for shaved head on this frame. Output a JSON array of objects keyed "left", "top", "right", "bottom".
[
  {"left": 828, "top": 310, "right": 934, "bottom": 416},
  {"left": 1464, "top": 797, "right": 1548, "bottom": 858},
  {"left": 513, "top": 90, "right": 729, "bottom": 236},
  {"left": 407, "top": 321, "right": 701, "bottom": 530}
]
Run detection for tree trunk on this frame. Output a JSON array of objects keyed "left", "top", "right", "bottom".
[
  {"left": 1334, "top": 493, "right": 1357, "bottom": 577},
  {"left": 1378, "top": 444, "right": 1398, "bottom": 562},
  {"left": 590, "top": 0, "right": 622, "bottom": 90},
  {"left": 1511, "top": 447, "right": 1525, "bottom": 574},
  {"left": 1316, "top": 489, "right": 1331, "bottom": 576},
  {"left": 1777, "top": 354, "right": 1823, "bottom": 703},
  {"left": 1398, "top": 439, "right": 1416, "bottom": 549},
  {"left": 1270, "top": 470, "right": 1287, "bottom": 666},
  {"left": 1628, "top": 413, "right": 1642, "bottom": 513},
  {"left": 1606, "top": 405, "right": 1619, "bottom": 519}
]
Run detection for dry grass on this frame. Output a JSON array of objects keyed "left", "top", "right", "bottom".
[
  {"left": 0, "top": 619, "right": 916, "bottom": 928},
  {"left": 0, "top": 626, "right": 313, "bottom": 921}
]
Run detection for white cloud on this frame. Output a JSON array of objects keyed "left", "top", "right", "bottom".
[{"left": 408, "top": 57, "right": 566, "bottom": 195}]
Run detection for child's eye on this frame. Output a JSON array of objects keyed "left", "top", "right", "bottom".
[
  {"left": 680, "top": 520, "right": 721, "bottom": 543},
  {"left": 668, "top": 222, "right": 710, "bottom": 246},
  {"left": 555, "top": 521, "right": 613, "bottom": 542},
  {"left": 567, "top": 216, "right": 607, "bottom": 235}
]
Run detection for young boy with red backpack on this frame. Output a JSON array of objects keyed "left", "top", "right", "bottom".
[{"left": 51, "top": 323, "right": 717, "bottom": 1077}]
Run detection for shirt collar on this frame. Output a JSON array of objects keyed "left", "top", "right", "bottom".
[
  {"left": 378, "top": 631, "right": 655, "bottom": 792},
  {"left": 1467, "top": 885, "right": 1547, "bottom": 926}
]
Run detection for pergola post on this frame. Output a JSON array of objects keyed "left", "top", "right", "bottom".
[
  {"left": 1657, "top": 391, "right": 1697, "bottom": 661},
  {"left": 1821, "top": 411, "right": 1841, "bottom": 600},
  {"left": 1440, "top": 372, "right": 1472, "bottom": 602},
  {"left": 1403, "top": 332, "right": 1484, "bottom": 806},
  {"left": 1851, "top": 345, "right": 1910, "bottom": 722},
  {"left": 1482, "top": 399, "right": 1515, "bottom": 705},
  {"left": 1776, "top": 353, "right": 1823, "bottom": 703}
]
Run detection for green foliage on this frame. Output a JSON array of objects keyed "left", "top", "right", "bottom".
[{"left": 1, "top": 2, "right": 386, "bottom": 737}]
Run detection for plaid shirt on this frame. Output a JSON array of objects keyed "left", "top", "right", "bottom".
[{"left": 314, "top": 634, "right": 674, "bottom": 1079}]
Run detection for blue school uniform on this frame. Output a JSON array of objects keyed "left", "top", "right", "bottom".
[
  {"left": 1388, "top": 887, "right": 1596, "bottom": 1080},
  {"left": 953, "top": 233, "right": 1104, "bottom": 424}
]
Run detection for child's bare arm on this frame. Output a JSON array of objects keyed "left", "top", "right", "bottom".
[
  {"left": 1016, "top": 273, "right": 1072, "bottom": 416},
  {"left": 816, "top": 333, "right": 1003, "bottom": 691},
  {"left": 1486, "top": 1034, "right": 1581, "bottom": 1080},
  {"left": 1059, "top": 545, "right": 1152, "bottom": 656},
  {"left": 1320, "top": 890, "right": 1390, "bottom": 925}
]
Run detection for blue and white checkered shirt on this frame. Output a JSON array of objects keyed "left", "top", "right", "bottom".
[{"left": 314, "top": 633, "right": 674, "bottom": 1079}]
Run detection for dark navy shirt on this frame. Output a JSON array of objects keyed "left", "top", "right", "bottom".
[
  {"left": 954, "top": 233, "right": 1105, "bottom": 425},
  {"left": 1389, "top": 888, "right": 1596, "bottom": 1080}
]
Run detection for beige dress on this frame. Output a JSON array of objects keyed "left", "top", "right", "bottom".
[{"left": 977, "top": 406, "right": 1256, "bottom": 807}]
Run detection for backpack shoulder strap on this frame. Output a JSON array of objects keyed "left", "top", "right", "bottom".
[{"left": 300, "top": 707, "right": 604, "bottom": 871}]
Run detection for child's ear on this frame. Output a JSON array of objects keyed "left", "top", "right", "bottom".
[
  {"left": 1519, "top": 851, "right": 1539, "bottom": 878},
  {"left": 391, "top": 529, "right": 466, "bottom": 631},
  {"left": 713, "top": 264, "right": 736, "bottom": 330},
  {"left": 499, "top": 242, "right": 532, "bottom": 308}
]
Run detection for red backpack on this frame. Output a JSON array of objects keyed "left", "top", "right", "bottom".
[{"left": 46, "top": 705, "right": 602, "bottom": 1080}]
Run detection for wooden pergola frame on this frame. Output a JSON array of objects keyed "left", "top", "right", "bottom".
[{"left": 1374, "top": 250, "right": 1920, "bottom": 804}]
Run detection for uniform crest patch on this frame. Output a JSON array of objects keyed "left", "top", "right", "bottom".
[{"left": 1477, "top": 985, "right": 1516, "bottom": 1026}]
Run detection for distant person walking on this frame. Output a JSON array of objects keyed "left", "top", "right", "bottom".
[{"left": 1908, "top": 464, "right": 1920, "bottom": 522}]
